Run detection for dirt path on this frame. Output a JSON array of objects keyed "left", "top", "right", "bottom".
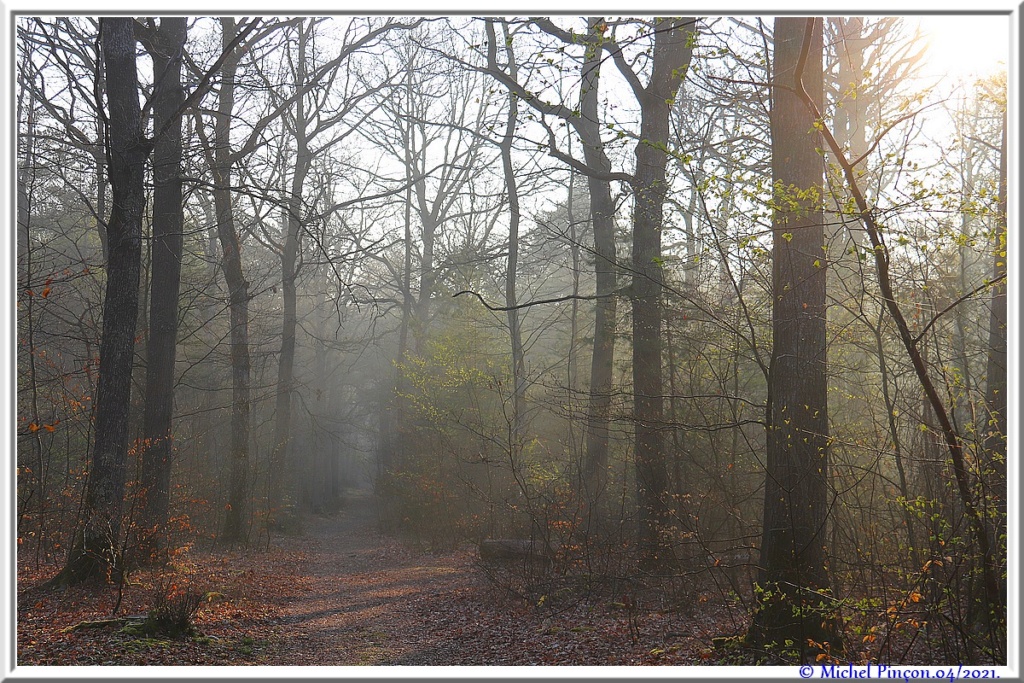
[
  {"left": 252, "top": 493, "right": 737, "bottom": 666},
  {"left": 18, "top": 491, "right": 737, "bottom": 666},
  {"left": 260, "top": 492, "right": 483, "bottom": 665}
]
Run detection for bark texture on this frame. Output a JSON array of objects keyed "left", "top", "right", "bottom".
[
  {"left": 750, "top": 17, "right": 841, "bottom": 658},
  {"left": 56, "top": 17, "right": 148, "bottom": 584},
  {"left": 139, "top": 17, "right": 188, "bottom": 562},
  {"left": 629, "top": 17, "right": 695, "bottom": 569}
]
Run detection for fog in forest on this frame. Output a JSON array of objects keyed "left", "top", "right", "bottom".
[{"left": 13, "top": 14, "right": 1011, "bottom": 668}]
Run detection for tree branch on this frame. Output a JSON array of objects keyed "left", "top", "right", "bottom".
[
  {"left": 454, "top": 286, "right": 630, "bottom": 312},
  {"left": 912, "top": 273, "right": 1007, "bottom": 346}
]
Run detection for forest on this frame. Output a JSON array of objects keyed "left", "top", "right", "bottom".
[{"left": 13, "top": 14, "right": 1010, "bottom": 670}]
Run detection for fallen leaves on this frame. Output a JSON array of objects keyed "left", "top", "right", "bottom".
[{"left": 13, "top": 495, "right": 799, "bottom": 666}]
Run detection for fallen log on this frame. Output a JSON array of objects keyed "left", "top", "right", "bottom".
[
  {"left": 63, "top": 614, "right": 147, "bottom": 633},
  {"left": 479, "top": 539, "right": 553, "bottom": 565}
]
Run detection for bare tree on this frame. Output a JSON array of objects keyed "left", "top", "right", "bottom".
[
  {"left": 484, "top": 18, "right": 625, "bottom": 511},
  {"left": 137, "top": 16, "right": 188, "bottom": 563},
  {"left": 204, "top": 17, "right": 253, "bottom": 544},
  {"left": 786, "top": 15, "right": 1004, "bottom": 656},
  {"left": 574, "top": 18, "right": 620, "bottom": 511},
  {"left": 50, "top": 17, "right": 149, "bottom": 585},
  {"left": 261, "top": 17, "right": 413, "bottom": 522},
  {"left": 361, "top": 23, "right": 496, "bottom": 484},
  {"left": 616, "top": 17, "right": 697, "bottom": 568},
  {"left": 190, "top": 16, "right": 306, "bottom": 543},
  {"left": 473, "top": 17, "right": 696, "bottom": 563},
  {"left": 17, "top": 19, "right": 110, "bottom": 261},
  {"left": 486, "top": 19, "right": 528, "bottom": 459}
]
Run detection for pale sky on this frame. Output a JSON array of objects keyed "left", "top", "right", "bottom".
[{"left": 915, "top": 14, "right": 1010, "bottom": 81}]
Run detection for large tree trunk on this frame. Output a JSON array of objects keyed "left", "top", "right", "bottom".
[
  {"left": 213, "top": 17, "right": 251, "bottom": 545},
  {"left": 138, "top": 17, "right": 187, "bottom": 564},
  {"left": 749, "top": 17, "right": 841, "bottom": 658},
  {"left": 630, "top": 17, "right": 694, "bottom": 570},
  {"left": 53, "top": 17, "right": 147, "bottom": 585}
]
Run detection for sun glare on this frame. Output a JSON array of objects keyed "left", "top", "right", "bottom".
[{"left": 915, "top": 14, "right": 1010, "bottom": 82}]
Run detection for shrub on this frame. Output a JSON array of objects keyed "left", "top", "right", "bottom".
[{"left": 145, "top": 579, "right": 204, "bottom": 638}]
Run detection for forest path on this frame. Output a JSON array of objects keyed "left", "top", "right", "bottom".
[
  {"left": 259, "top": 491, "right": 481, "bottom": 665},
  {"left": 18, "top": 490, "right": 737, "bottom": 665},
  {"left": 253, "top": 493, "right": 734, "bottom": 666}
]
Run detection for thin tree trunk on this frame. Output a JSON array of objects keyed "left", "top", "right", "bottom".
[
  {"left": 984, "top": 108, "right": 1007, "bottom": 516},
  {"left": 414, "top": 218, "right": 437, "bottom": 355},
  {"left": 982, "top": 107, "right": 1007, "bottom": 615},
  {"left": 17, "top": 75, "right": 33, "bottom": 267},
  {"left": 566, "top": 169, "right": 581, "bottom": 442},
  {"left": 482, "top": 17, "right": 621, "bottom": 512},
  {"left": 578, "top": 17, "right": 619, "bottom": 508},
  {"left": 872, "top": 308, "right": 920, "bottom": 567},
  {"left": 496, "top": 22, "right": 526, "bottom": 454},
  {"left": 380, "top": 55, "right": 417, "bottom": 487},
  {"left": 269, "top": 23, "right": 311, "bottom": 524},
  {"left": 18, "top": 77, "right": 48, "bottom": 554},
  {"left": 212, "top": 17, "right": 251, "bottom": 545}
]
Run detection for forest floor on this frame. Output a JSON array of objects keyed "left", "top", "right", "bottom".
[{"left": 17, "top": 491, "right": 752, "bottom": 667}]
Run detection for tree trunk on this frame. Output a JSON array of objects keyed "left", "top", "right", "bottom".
[
  {"left": 138, "top": 17, "right": 187, "bottom": 564},
  {"left": 566, "top": 170, "right": 580, "bottom": 396},
  {"left": 213, "top": 17, "right": 251, "bottom": 545},
  {"left": 750, "top": 17, "right": 841, "bottom": 658},
  {"left": 53, "top": 17, "right": 148, "bottom": 585},
  {"left": 798, "top": 17, "right": 1002, "bottom": 650},
  {"left": 497, "top": 23, "right": 527, "bottom": 456},
  {"left": 630, "top": 17, "right": 695, "bottom": 570},
  {"left": 983, "top": 106, "right": 1007, "bottom": 608},
  {"left": 379, "top": 61, "right": 417, "bottom": 485},
  {"left": 18, "top": 71, "right": 48, "bottom": 554},
  {"left": 268, "top": 23, "right": 311, "bottom": 525},
  {"left": 872, "top": 309, "right": 920, "bottom": 567},
  {"left": 984, "top": 108, "right": 1007, "bottom": 513},
  {"left": 94, "top": 57, "right": 109, "bottom": 263},
  {"left": 578, "top": 17, "right": 619, "bottom": 510},
  {"left": 414, "top": 217, "right": 437, "bottom": 355}
]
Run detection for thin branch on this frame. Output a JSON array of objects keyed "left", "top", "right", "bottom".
[
  {"left": 848, "top": 104, "right": 936, "bottom": 170},
  {"left": 150, "top": 17, "right": 261, "bottom": 145},
  {"left": 453, "top": 286, "right": 630, "bottom": 312},
  {"left": 912, "top": 273, "right": 1006, "bottom": 346}
]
